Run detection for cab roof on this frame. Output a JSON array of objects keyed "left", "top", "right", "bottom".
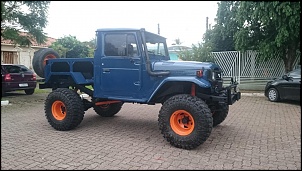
[
  {"left": 96, "top": 28, "right": 167, "bottom": 40},
  {"left": 96, "top": 28, "right": 143, "bottom": 32}
]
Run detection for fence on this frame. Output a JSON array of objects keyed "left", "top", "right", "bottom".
[{"left": 211, "top": 50, "right": 301, "bottom": 90}]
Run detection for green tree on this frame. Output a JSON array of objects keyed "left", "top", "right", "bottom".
[
  {"left": 203, "top": 1, "right": 239, "bottom": 52},
  {"left": 178, "top": 42, "right": 215, "bottom": 62},
  {"left": 82, "top": 38, "right": 95, "bottom": 57},
  {"left": 235, "top": 1, "right": 300, "bottom": 72},
  {"left": 1, "top": 1, "right": 50, "bottom": 46},
  {"left": 50, "top": 35, "right": 92, "bottom": 58}
]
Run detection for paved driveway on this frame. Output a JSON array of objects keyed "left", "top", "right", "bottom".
[{"left": 1, "top": 92, "right": 301, "bottom": 170}]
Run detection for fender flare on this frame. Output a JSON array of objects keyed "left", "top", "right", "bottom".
[{"left": 147, "top": 77, "right": 211, "bottom": 102}]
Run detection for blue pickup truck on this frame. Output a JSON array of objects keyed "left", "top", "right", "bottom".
[{"left": 33, "top": 28, "right": 241, "bottom": 149}]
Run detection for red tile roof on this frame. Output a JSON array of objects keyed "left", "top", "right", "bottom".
[{"left": 1, "top": 31, "right": 56, "bottom": 47}]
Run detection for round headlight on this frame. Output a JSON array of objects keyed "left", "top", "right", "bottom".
[
  {"left": 235, "top": 86, "right": 240, "bottom": 92},
  {"left": 212, "top": 72, "right": 215, "bottom": 80}
]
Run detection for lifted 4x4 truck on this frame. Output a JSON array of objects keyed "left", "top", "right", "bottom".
[{"left": 33, "top": 28, "right": 241, "bottom": 150}]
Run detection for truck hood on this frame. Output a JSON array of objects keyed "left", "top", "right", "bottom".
[{"left": 152, "top": 60, "right": 221, "bottom": 71}]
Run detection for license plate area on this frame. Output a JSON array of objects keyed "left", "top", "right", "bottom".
[{"left": 19, "top": 83, "right": 28, "bottom": 87}]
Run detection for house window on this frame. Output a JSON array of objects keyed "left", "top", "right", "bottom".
[{"left": 1, "top": 51, "right": 18, "bottom": 64}]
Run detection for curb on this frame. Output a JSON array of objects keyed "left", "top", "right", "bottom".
[
  {"left": 241, "top": 93, "right": 264, "bottom": 97},
  {"left": 1, "top": 100, "right": 9, "bottom": 106}
]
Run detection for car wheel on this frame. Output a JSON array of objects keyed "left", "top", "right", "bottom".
[
  {"left": 24, "top": 89, "right": 35, "bottom": 95},
  {"left": 2, "top": 88, "right": 6, "bottom": 97},
  {"left": 268, "top": 88, "right": 279, "bottom": 102}
]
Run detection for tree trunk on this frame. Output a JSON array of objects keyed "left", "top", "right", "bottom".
[{"left": 283, "top": 47, "right": 297, "bottom": 73}]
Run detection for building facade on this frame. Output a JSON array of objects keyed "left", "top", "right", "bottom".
[{"left": 1, "top": 32, "right": 56, "bottom": 70}]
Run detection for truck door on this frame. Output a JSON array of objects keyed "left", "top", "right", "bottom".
[{"left": 100, "top": 33, "right": 141, "bottom": 97}]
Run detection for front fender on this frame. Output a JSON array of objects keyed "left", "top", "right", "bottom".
[{"left": 147, "top": 76, "right": 211, "bottom": 102}]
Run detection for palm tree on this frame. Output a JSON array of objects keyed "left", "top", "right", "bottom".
[{"left": 173, "top": 38, "right": 182, "bottom": 45}]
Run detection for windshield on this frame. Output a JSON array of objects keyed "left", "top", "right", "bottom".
[
  {"left": 146, "top": 42, "right": 166, "bottom": 56},
  {"left": 144, "top": 32, "right": 167, "bottom": 56},
  {"left": 287, "top": 68, "right": 301, "bottom": 78}
]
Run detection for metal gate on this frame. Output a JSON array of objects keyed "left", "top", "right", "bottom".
[
  {"left": 211, "top": 50, "right": 300, "bottom": 90},
  {"left": 212, "top": 51, "right": 240, "bottom": 82},
  {"left": 212, "top": 51, "right": 301, "bottom": 81}
]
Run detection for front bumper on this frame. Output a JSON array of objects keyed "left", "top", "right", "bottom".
[
  {"left": 225, "top": 84, "right": 241, "bottom": 105},
  {"left": 197, "top": 83, "right": 241, "bottom": 105}
]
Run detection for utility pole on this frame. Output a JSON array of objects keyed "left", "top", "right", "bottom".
[
  {"left": 157, "top": 23, "right": 160, "bottom": 54},
  {"left": 206, "top": 17, "right": 208, "bottom": 31}
]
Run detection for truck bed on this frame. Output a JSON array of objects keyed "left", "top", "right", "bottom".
[{"left": 44, "top": 58, "right": 94, "bottom": 84}]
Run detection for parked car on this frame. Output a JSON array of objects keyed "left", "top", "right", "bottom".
[
  {"left": 2, "top": 64, "right": 37, "bottom": 96},
  {"left": 264, "top": 68, "right": 300, "bottom": 102}
]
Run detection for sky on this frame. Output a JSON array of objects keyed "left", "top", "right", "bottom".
[{"left": 44, "top": 1, "right": 219, "bottom": 46}]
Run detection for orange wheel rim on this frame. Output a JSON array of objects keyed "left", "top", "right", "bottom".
[
  {"left": 52, "top": 101, "right": 66, "bottom": 120},
  {"left": 43, "top": 54, "right": 56, "bottom": 66},
  {"left": 170, "top": 110, "right": 195, "bottom": 135}
]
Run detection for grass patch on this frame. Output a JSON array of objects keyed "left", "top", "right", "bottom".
[
  {"left": 34, "top": 82, "right": 51, "bottom": 94},
  {"left": 85, "top": 85, "right": 94, "bottom": 90},
  {"left": 34, "top": 88, "right": 52, "bottom": 94}
]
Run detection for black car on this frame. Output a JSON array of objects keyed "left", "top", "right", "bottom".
[
  {"left": 264, "top": 68, "right": 300, "bottom": 102},
  {"left": 2, "top": 64, "right": 37, "bottom": 96}
]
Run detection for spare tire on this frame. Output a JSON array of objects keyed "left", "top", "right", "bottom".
[{"left": 32, "top": 48, "right": 60, "bottom": 78}]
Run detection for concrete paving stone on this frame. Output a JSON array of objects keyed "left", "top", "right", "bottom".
[{"left": 1, "top": 93, "right": 300, "bottom": 170}]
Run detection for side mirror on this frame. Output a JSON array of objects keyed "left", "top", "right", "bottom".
[{"left": 282, "top": 75, "right": 289, "bottom": 80}]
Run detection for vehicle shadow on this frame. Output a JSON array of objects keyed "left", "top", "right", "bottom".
[
  {"left": 2, "top": 92, "right": 27, "bottom": 97},
  {"left": 278, "top": 99, "right": 301, "bottom": 106}
]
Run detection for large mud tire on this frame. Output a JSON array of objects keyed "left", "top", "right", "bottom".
[
  {"left": 93, "top": 102, "right": 123, "bottom": 117},
  {"left": 32, "top": 48, "right": 59, "bottom": 78},
  {"left": 82, "top": 99, "right": 93, "bottom": 111},
  {"left": 158, "top": 94, "right": 213, "bottom": 150},
  {"left": 212, "top": 104, "right": 229, "bottom": 127},
  {"left": 45, "top": 88, "right": 84, "bottom": 131}
]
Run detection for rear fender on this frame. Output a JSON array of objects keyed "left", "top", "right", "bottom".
[{"left": 44, "top": 72, "right": 91, "bottom": 85}]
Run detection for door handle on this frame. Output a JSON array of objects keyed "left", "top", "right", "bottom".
[
  {"left": 134, "top": 81, "right": 140, "bottom": 86},
  {"left": 103, "top": 68, "right": 110, "bottom": 73},
  {"left": 129, "top": 58, "right": 141, "bottom": 65},
  {"left": 134, "top": 61, "right": 141, "bottom": 65}
]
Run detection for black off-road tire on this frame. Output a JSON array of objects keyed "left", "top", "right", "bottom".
[
  {"left": 93, "top": 102, "right": 123, "bottom": 117},
  {"left": 158, "top": 94, "right": 213, "bottom": 150},
  {"left": 82, "top": 99, "right": 93, "bottom": 111},
  {"left": 45, "top": 88, "right": 84, "bottom": 131},
  {"left": 212, "top": 104, "right": 229, "bottom": 127},
  {"left": 24, "top": 89, "right": 35, "bottom": 95},
  {"left": 32, "top": 48, "right": 60, "bottom": 78},
  {"left": 2, "top": 88, "right": 6, "bottom": 97}
]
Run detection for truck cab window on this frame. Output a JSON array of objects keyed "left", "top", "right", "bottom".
[{"left": 104, "top": 34, "right": 138, "bottom": 57}]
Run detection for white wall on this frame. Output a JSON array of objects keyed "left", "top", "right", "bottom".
[{"left": 1, "top": 44, "right": 43, "bottom": 70}]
